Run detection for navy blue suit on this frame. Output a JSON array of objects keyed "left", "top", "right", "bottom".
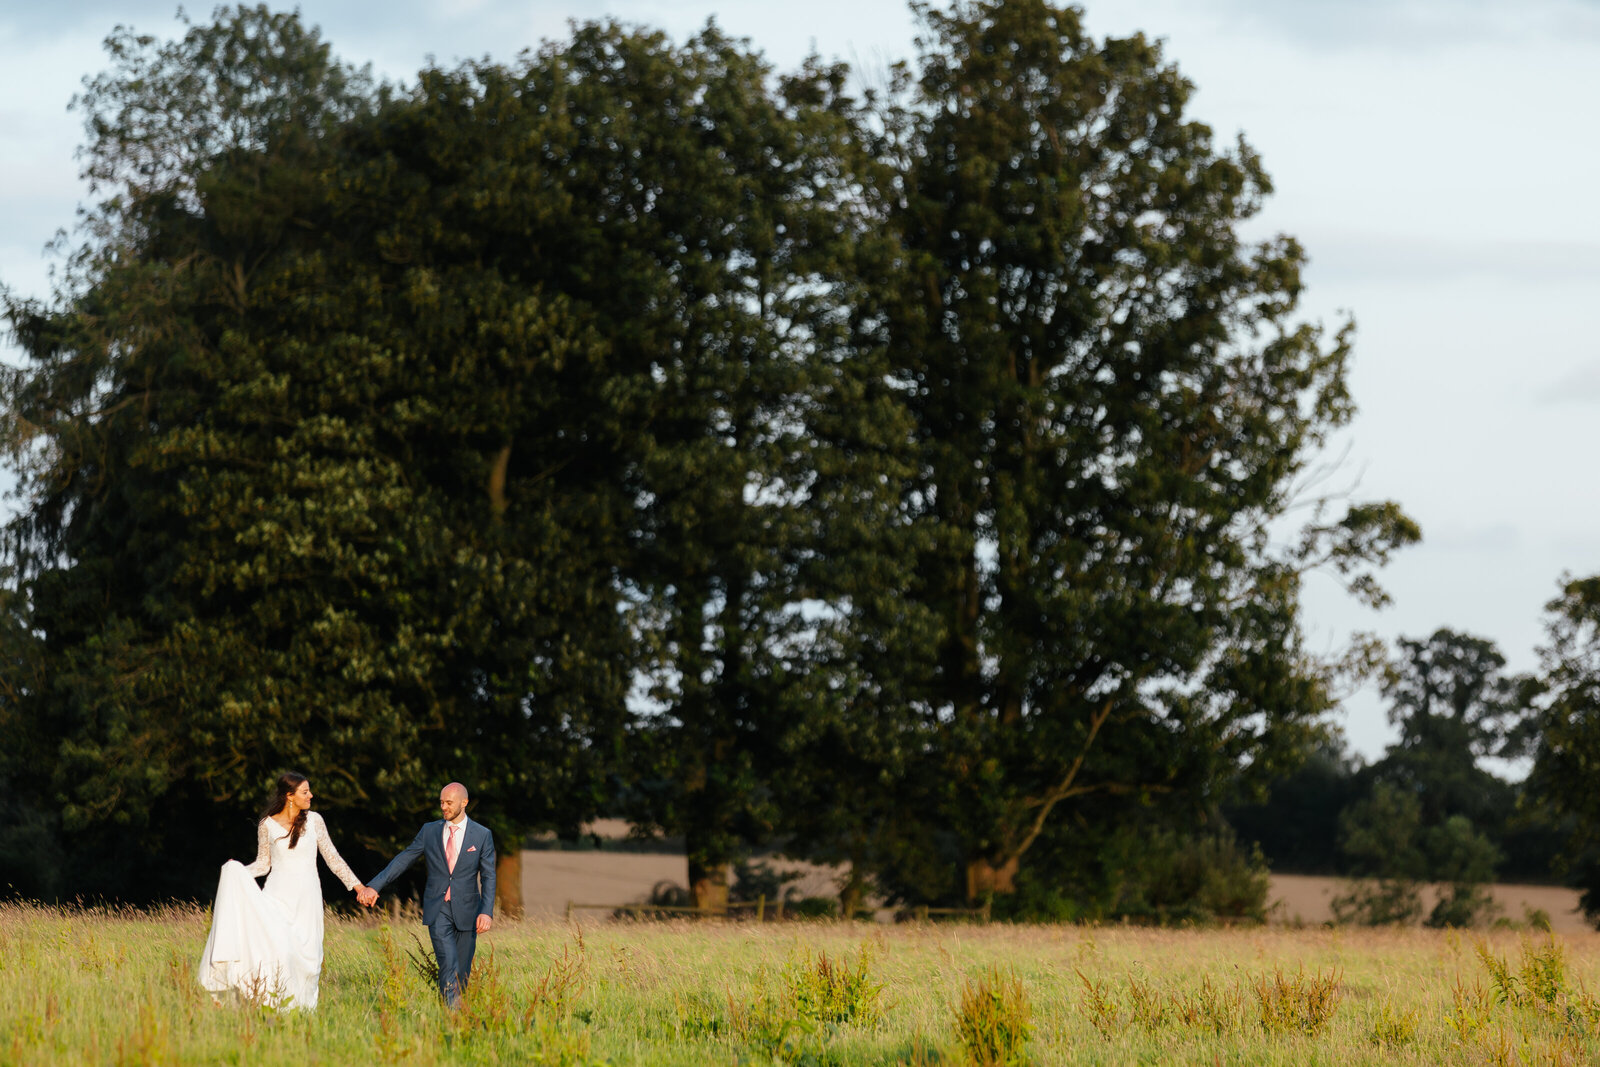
[{"left": 368, "top": 818, "right": 496, "bottom": 1005}]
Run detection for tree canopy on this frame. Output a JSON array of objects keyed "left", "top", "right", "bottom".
[{"left": 1, "top": 2, "right": 1424, "bottom": 911}]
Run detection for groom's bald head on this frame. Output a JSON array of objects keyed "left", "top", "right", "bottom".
[{"left": 440, "top": 781, "right": 469, "bottom": 821}]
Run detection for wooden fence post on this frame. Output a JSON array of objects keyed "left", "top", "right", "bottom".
[{"left": 756, "top": 894, "right": 766, "bottom": 922}]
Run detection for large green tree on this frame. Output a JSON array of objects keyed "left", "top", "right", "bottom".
[
  {"left": 876, "top": 0, "right": 1417, "bottom": 900},
  {"left": 0, "top": 563, "right": 53, "bottom": 896},
  {"left": 1371, "top": 629, "right": 1535, "bottom": 828},
  {"left": 1530, "top": 576, "right": 1600, "bottom": 920},
  {"left": 0, "top": 7, "right": 633, "bottom": 904},
  {"left": 497, "top": 24, "right": 921, "bottom": 909}
]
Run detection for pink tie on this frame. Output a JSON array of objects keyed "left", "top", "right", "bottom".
[{"left": 444, "top": 824, "right": 459, "bottom": 901}]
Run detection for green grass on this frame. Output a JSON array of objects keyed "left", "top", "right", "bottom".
[{"left": 4, "top": 900, "right": 1599, "bottom": 1065}]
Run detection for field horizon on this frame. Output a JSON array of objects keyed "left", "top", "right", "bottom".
[{"left": 513, "top": 841, "right": 1591, "bottom": 933}]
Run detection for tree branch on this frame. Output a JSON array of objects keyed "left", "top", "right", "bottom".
[{"left": 1007, "top": 697, "right": 1113, "bottom": 862}]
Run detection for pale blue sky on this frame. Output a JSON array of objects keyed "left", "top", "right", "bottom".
[{"left": 4, "top": 0, "right": 1599, "bottom": 762}]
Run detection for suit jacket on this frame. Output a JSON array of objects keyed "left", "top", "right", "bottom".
[{"left": 368, "top": 818, "right": 497, "bottom": 928}]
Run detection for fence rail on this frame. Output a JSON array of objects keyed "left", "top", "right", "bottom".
[
  {"left": 565, "top": 895, "right": 777, "bottom": 922},
  {"left": 900, "top": 902, "right": 992, "bottom": 922},
  {"left": 563, "top": 897, "right": 992, "bottom": 923}
]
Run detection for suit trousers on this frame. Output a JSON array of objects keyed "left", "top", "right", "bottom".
[{"left": 428, "top": 901, "right": 478, "bottom": 1007}]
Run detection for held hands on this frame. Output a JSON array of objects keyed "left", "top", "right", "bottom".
[{"left": 350, "top": 885, "right": 482, "bottom": 926}]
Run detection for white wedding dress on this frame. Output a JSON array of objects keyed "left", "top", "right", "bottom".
[{"left": 196, "top": 811, "right": 360, "bottom": 1009}]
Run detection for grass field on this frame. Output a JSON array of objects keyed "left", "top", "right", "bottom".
[{"left": 5, "top": 902, "right": 1600, "bottom": 1065}]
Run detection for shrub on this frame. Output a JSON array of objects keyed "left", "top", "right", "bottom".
[
  {"left": 1330, "top": 878, "right": 1423, "bottom": 926},
  {"left": 1474, "top": 939, "right": 1520, "bottom": 1006},
  {"left": 1252, "top": 966, "right": 1342, "bottom": 1036},
  {"left": 1368, "top": 1002, "right": 1418, "bottom": 1048},
  {"left": 789, "top": 896, "right": 840, "bottom": 920},
  {"left": 1445, "top": 977, "right": 1493, "bottom": 1043},
  {"left": 1428, "top": 882, "right": 1499, "bottom": 928},
  {"left": 1075, "top": 969, "right": 1120, "bottom": 1037},
  {"left": 995, "top": 825, "right": 1270, "bottom": 924},
  {"left": 954, "top": 967, "right": 1032, "bottom": 1067},
  {"left": 1518, "top": 937, "right": 1567, "bottom": 1009},
  {"left": 523, "top": 940, "right": 589, "bottom": 1021},
  {"left": 1125, "top": 972, "right": 1168, "bottom": 1031},
  {"left": 783, "top": 946, "right": 884, "bottom": 1027},
  {"left": 1473, "top": 935, "right": 1569, "bottom": 1011},
  {"left": 730, "top": 859, "right": 802, "bottom": 905},
  {"left": 1189, "top": 975, "right": 1246, "bottom": 1036}
]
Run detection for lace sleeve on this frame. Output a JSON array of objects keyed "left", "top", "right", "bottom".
[
  {"left": 313, "top": 813, "right": 361, "bottom": 891},
  {"left": 241, "top": 819, "right": 271, "bottom": 877}
]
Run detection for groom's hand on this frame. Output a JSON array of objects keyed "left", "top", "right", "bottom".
[
  {"left": 476, "top": 914, "right": 492, "bottom": 934},
  {"left": 357, "top": 887, "right": 378, "bottom": 907}
]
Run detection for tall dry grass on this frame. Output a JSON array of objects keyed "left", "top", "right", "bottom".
[{"left": 3, "top": 900, "right": 1600, "bottom": 1064}]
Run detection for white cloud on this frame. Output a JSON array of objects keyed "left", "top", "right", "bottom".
[
  {"left": 1091, "top": 0, "right": 1600, "bottom": 53},
  {"left": 1536, "top": 361, "right": 1600, "bottom": 404},
  {"left": 1303, "top": 233, "right": 1600, "bottom": 283}
]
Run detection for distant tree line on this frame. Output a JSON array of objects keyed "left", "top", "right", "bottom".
[
  {"left": 2, "top": 3, "right": 1594, "bottom": 925},
  {"left": 1229, "top": 627, "right": 1570, "bottom": 926}
]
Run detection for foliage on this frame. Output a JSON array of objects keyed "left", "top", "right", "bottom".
[
  {"left": 1373, "top": 630, "right": 1537, "bottom": 832},
  {"left": 1, "top": 5, "right": 634, "bottom": 897},
  {"left": 729, "top": 859, "right": 803, "bottom": 905},
  {"left": 1332, "top": 781, "right": 1502, "bottom": 927},
  {"left": 1235, "top": 628, "right": 1560, "bottom": 904},
  {"left": 1331, "top": 880, "right": 1425, "bottom": 927},
  {"left": 789, "top": 897, "right": 844, "bottom": 920},
  {"left": 1316, "top": 629, "right": 1549, "bottom": 927},
  {"left": 866, "top": 0, "right": 1416, "bottom": 900},
  {"left": 0, "top": 0, "right": 1425, "bottom": 916},
  {"left": 1251, "top": 966, "right": 1342, "bottom": 1036},
  {"left": 782, "top": 946, "right": 885, "bottom": 1027},
  {"left": 505, "top": 21, "right": 924, "bottom": 912},
  {"left": 1423, "top": 816, "right": 1503, "bottom": 928},
  {"left": 1368, "top": 1002, "right": 1419, "bottom": 1049},
  {"left": 1468, "top": 933, "right": 1600, "bottom": 1045},
  {"left": 993, "top": 822, "right": 1269, "bottom": 924},
  {"left": 0, "top": 566, "right": 58, "bottom": 898},
  {"left": 1330, "top": 781, "right": 1426, "bottom": 924},
  {"left": 1529, "top": 576, "right": 1600, "bottom": 923},
  {"left": 954, "top": 967, "right": 1033, "bottom": 1067},
  {"left": 1225, "top": 740, "right": 1364, "bottom": 875}
]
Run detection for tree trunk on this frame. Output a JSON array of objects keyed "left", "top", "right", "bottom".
[
  {"left": 966, "top": 856, "right": 1019, "bottom": 902},
  {"left": 689, "top": 860, "right": 729, "bottom": 913},
  {"left": 495, "top": 851, "right": 524, "bottom": 920},
  {"left": 839, "top": 865, "right": 866, "bottom": 921}
]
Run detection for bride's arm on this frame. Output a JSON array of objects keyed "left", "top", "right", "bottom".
[
  {"left": 312, "top": 813, "right": 363, "bottom": 892},
  {"left": 240, "top": 819, "right": 271, "bottom": 877}
]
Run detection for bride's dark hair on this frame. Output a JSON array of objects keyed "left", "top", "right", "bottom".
[{"left": 261, "top": 771, "right": 310, "bottom": 849}]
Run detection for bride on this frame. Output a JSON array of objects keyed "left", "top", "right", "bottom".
[{"left": 196, "top": 772, "right": 367, "bottom": 1009}]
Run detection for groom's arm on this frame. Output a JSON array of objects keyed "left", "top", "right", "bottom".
[
  {"left": 367, "top": 827, "right": 428, "bottom": 895},
  {"left": 475, "top": 830, "right": 496, "bottom": 932}
]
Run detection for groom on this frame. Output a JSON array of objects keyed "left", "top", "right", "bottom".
[{"left": 358, "top": 781, "right": 496, "bottom": 1007}]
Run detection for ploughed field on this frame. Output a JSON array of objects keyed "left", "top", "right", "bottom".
[{"left": 5, "top": 901, "right": 1599, "bottom": 1065}]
